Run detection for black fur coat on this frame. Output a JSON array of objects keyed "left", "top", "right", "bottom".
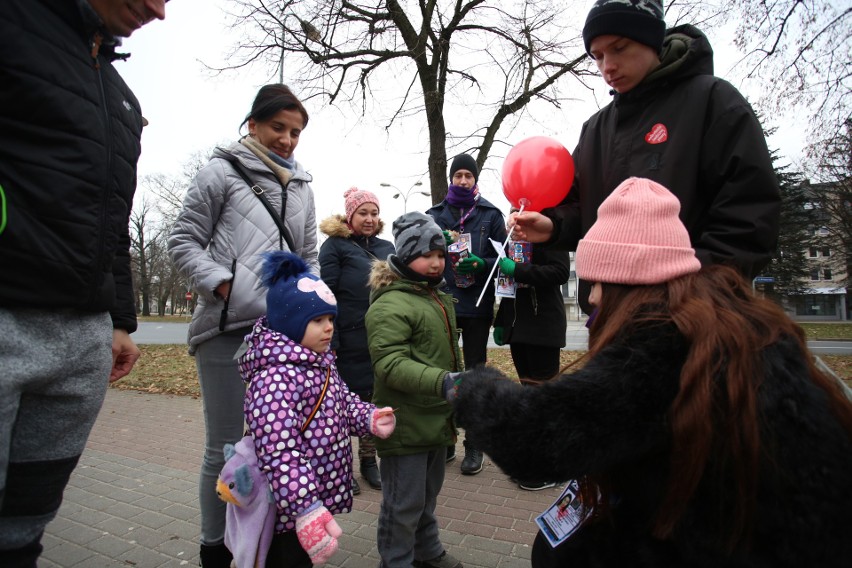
[{"left": 454, "top": 324, "right": 852, "bottom": 567}]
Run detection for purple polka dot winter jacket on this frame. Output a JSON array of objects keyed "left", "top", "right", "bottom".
[{"left": 238, "top": 317, "right": 376, "bottom": 532}]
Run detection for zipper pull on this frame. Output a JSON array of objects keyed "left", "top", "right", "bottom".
[{"left": 90, "top": 32, "right": 103, "bottom": 69}]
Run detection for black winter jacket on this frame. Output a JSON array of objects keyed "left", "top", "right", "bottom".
[
  {"left": 0, "top": 0, "right": 143, "bottom": 331},
  {"left": 494, "top": 244, "right": 570, "bottom": 348},
  {"left": 547, "top": 25, "right": 780, "bottom": 314},
  {"left": 318, "top": 215, "right": 395, "bottom": 395},
  {"left": 427, "top": 196, "right": 508, "bottom": 319},
  {"left": 455, "top": 327, "right": 852, "bottom": 567}
]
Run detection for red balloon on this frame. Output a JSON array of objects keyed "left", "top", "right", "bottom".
[{"left": 502, "top": 136, "right": 574, "bottom": 212}]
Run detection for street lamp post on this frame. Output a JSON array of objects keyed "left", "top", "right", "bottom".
[{"left": 380, "top": 181, "right": 430, "bottom": 213}]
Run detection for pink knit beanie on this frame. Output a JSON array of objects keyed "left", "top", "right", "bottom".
[
  {"left": 344, "top": 187, "right": 380, "bottom": 224},
  {"left": 575, "top": 177, "right": 701, "bottom": 285}
]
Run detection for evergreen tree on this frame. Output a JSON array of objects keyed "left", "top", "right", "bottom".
[{"left": 760, "top": 152, "right": 817, "bottom": 299}]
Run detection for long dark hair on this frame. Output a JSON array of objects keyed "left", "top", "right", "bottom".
[
  {"left": 240, "top": 83, "right": 309, "bottom": 131},
  {"left": 580, "top": 264, "right": 852, "bottom": 550}
]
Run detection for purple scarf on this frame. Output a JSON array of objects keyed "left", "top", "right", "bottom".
[{"left": 446, "top": 183, "right": 479, "bottom": 208}]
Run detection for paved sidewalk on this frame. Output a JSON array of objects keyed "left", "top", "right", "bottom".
[{"left": 43, "top": 389, "right": 563, "bottom": 567}]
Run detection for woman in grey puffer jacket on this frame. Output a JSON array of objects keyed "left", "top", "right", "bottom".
[{"left": 167, "top": 84, "right": 319, "bottom": 568}]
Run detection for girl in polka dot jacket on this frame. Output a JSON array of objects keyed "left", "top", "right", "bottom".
[{"left": 237, "top": 251, "right": 396, "bottom": 567}]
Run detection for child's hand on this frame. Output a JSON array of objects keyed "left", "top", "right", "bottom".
[
  {"left": 295, "top": 503, "right": 342, "bottom": 565},
  {"left": 370, "top": 407, "right": 396, "bottom": 439},
  {"left": 442, "top": 372, "right": 463, "bottom": 403}
]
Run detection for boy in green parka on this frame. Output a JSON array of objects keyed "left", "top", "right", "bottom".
[{"left": 365, "top": 211, "right": 465, "bottom": 568}]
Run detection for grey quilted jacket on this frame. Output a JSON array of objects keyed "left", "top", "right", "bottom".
[{"left": 168, "top": 141, "right": 319, "bottom": 353}]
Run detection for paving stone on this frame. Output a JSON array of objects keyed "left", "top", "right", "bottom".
[{"left": 43, "top": 389, "right": 563, "bottom": 567}]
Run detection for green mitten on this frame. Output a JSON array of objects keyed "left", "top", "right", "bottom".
[
  {"left": 457, "top": 254, "right": 485, "bottom": 274},
  {"left": 498, "top": 257, "right": 516, "bottom": 277},
  {"left": 493, "top": 326, "right": 504, "bottom": 346},
  {"left": 442, "top": 230, "right": 455, "bottom": 246}
]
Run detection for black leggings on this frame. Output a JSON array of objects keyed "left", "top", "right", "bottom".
[{"left": 266, "top": 531, "right": 312, "bottom": 568}]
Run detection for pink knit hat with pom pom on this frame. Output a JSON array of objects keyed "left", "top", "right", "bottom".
[
  {"left": 344, "top": 187, "right": 380, "bottom": 224},
  {"left": 575, "top": 177, "right": 701, "bottom": 285}
]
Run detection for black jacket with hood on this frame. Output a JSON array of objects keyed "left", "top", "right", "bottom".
[
  {"left": 0, "top": 0, "right": 144, "bottom": 332},
  {"left": 493, "top": 243, "right": 570, "bottom": 348},
  {"left": 318, "top": 215, "right": 395, "bottom": 395},
  {"left": 546, "top": 25, "right": 780, "bottom": 314}
]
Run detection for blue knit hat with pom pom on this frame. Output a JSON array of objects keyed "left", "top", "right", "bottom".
[{"left": 261, "top": 251, "right": 337, "bottom": 342}]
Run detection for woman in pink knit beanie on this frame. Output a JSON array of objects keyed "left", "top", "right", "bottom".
[
  {"left": 447, "top": 177, "right": 852, "bottom": 568},
  {"left": 318, "top": 186, "right": 395, "bottom": 495}
]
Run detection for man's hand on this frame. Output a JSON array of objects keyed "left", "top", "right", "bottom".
[
  {"left": 492, "top": 326, "right": 505, "bottom": 346},
  {"left": 508, "top": 211, "right": 554, "bottom": 243},
  {"left": 497, "top": 257, "right": 516, "bottom": 277},
  {"left": 110, "top": 329, "right": 141, "bottom": 382},
  {"left": 457, "top": 254, "right": 486, "bottom": 274}
]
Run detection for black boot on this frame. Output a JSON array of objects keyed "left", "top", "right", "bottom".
[
  {"left": 461, "top": 440, "right": 483, "bottom": 475},
  {"left": 352, "top": 476, "right": 362, "bottom": 495},
  {"left": 360, "top": 456, "right": 382, "bottom": 489},
  {"left": 199, "top": 543, "right": 233, "bottom": 568}
]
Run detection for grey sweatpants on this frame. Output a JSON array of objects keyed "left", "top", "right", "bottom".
[
  {"left": 0, "top": 307, "right": 112, "bottom": 565},
  {"left": 194, "top": 329, "right": 250, "bottom": 547},
  {"left": 377, "top": 448, "right": 448, "bottom": 568}
]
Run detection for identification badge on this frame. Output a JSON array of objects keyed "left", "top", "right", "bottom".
[{"left": 535, "top": 479, "right": 593, "bottom": 547}]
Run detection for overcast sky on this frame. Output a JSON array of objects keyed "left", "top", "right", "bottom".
[{"left": 119, "top": 0, "right": 808, "bottom": 224}]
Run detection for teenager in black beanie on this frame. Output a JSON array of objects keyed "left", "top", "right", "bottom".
[
  {"left": 582, "top": 0, "right": 665, "bottom": 55},
  {"left": 509, "top": 0, "right": 780, "bottom": 319}
]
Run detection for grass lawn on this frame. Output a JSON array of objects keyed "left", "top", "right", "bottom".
[{"left": 115, "top": 342, "right": 851, "bottom": 398}]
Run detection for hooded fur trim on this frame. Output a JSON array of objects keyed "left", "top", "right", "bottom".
[
  {"left": 368, "top": 260, "right": 399, "bottom": 291},
  {"left": 319, "top": 214, "right": 386, "bottom": 239}
]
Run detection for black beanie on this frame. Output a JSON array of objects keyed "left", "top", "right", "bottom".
[
  {"left": 449, "top": 154, "right": 479, "bottom": 184},
  {"left": 582, "top": 0, "right": 665, "bottom": 55}
]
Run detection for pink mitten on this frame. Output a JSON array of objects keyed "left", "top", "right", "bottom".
[
  {"left": 295, "top": 504, "right": 342, "bottom": 565},
  {"left": 370, "top": 407, "right": 396, "bottom": 439}
]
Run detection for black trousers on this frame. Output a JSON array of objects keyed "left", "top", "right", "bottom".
[
  {"left": 509, "top": 343, "right": 561, "bottom": 383},
  {"left": 456, "top": 316, "right": 490, "bottom": 369}
]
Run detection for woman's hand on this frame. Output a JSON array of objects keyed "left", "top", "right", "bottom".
[
  {"left": 215, "top": 281, "right": 231, "bottom": 300},
  {"left": 508, "top": 211, "right": 554, "bottom": 243}
]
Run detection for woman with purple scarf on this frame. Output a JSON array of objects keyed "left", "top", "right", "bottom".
[{"left": 427, "top": 154, "right": 507, "bottom": 475}]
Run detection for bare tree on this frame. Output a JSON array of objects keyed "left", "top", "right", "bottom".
[
  {"left": 217, "top": 0, "right": 595, "bottom": 200},
  {"left": 136, "top": 149, "right": 213, "bottom": 315},
  {"left": 725, "top": 0, "right": 851, "bottom": 154},
  {"left": 129, "top": 199, "right": 166, "bottom": 316},
  {"left": 145, "top": 148, "right": 213, "bottom": 231}
]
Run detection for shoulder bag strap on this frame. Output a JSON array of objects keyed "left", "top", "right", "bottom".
[
  {"left": 301, "top": 367, "right": 331, "bottom": 434},
  {"left": 225, "top": 157, "right": 298, "bottom": 253}
]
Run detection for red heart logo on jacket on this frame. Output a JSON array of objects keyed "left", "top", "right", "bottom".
[{"left": 645, "top": 123, "right": 668, "bottom": 144}]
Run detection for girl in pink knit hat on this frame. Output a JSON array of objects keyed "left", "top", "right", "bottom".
[{"left": 447, "top": 177, "right": 852, "bottom": 568}]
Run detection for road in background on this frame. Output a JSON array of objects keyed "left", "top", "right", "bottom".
[{"left": 134, "top": 322, "right": 851, "bottom": 354}]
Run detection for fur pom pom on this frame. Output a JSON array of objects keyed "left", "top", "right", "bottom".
[{"left": 261, "top": 251, "right": 309, "bottom": 288}]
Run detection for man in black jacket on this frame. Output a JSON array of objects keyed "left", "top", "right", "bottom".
[
  {"left": 510, "top": 0, "right": 781, "bottom": 315},
  {"left": 0, "top": 1, "right": 167, "bottom": 565}
]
